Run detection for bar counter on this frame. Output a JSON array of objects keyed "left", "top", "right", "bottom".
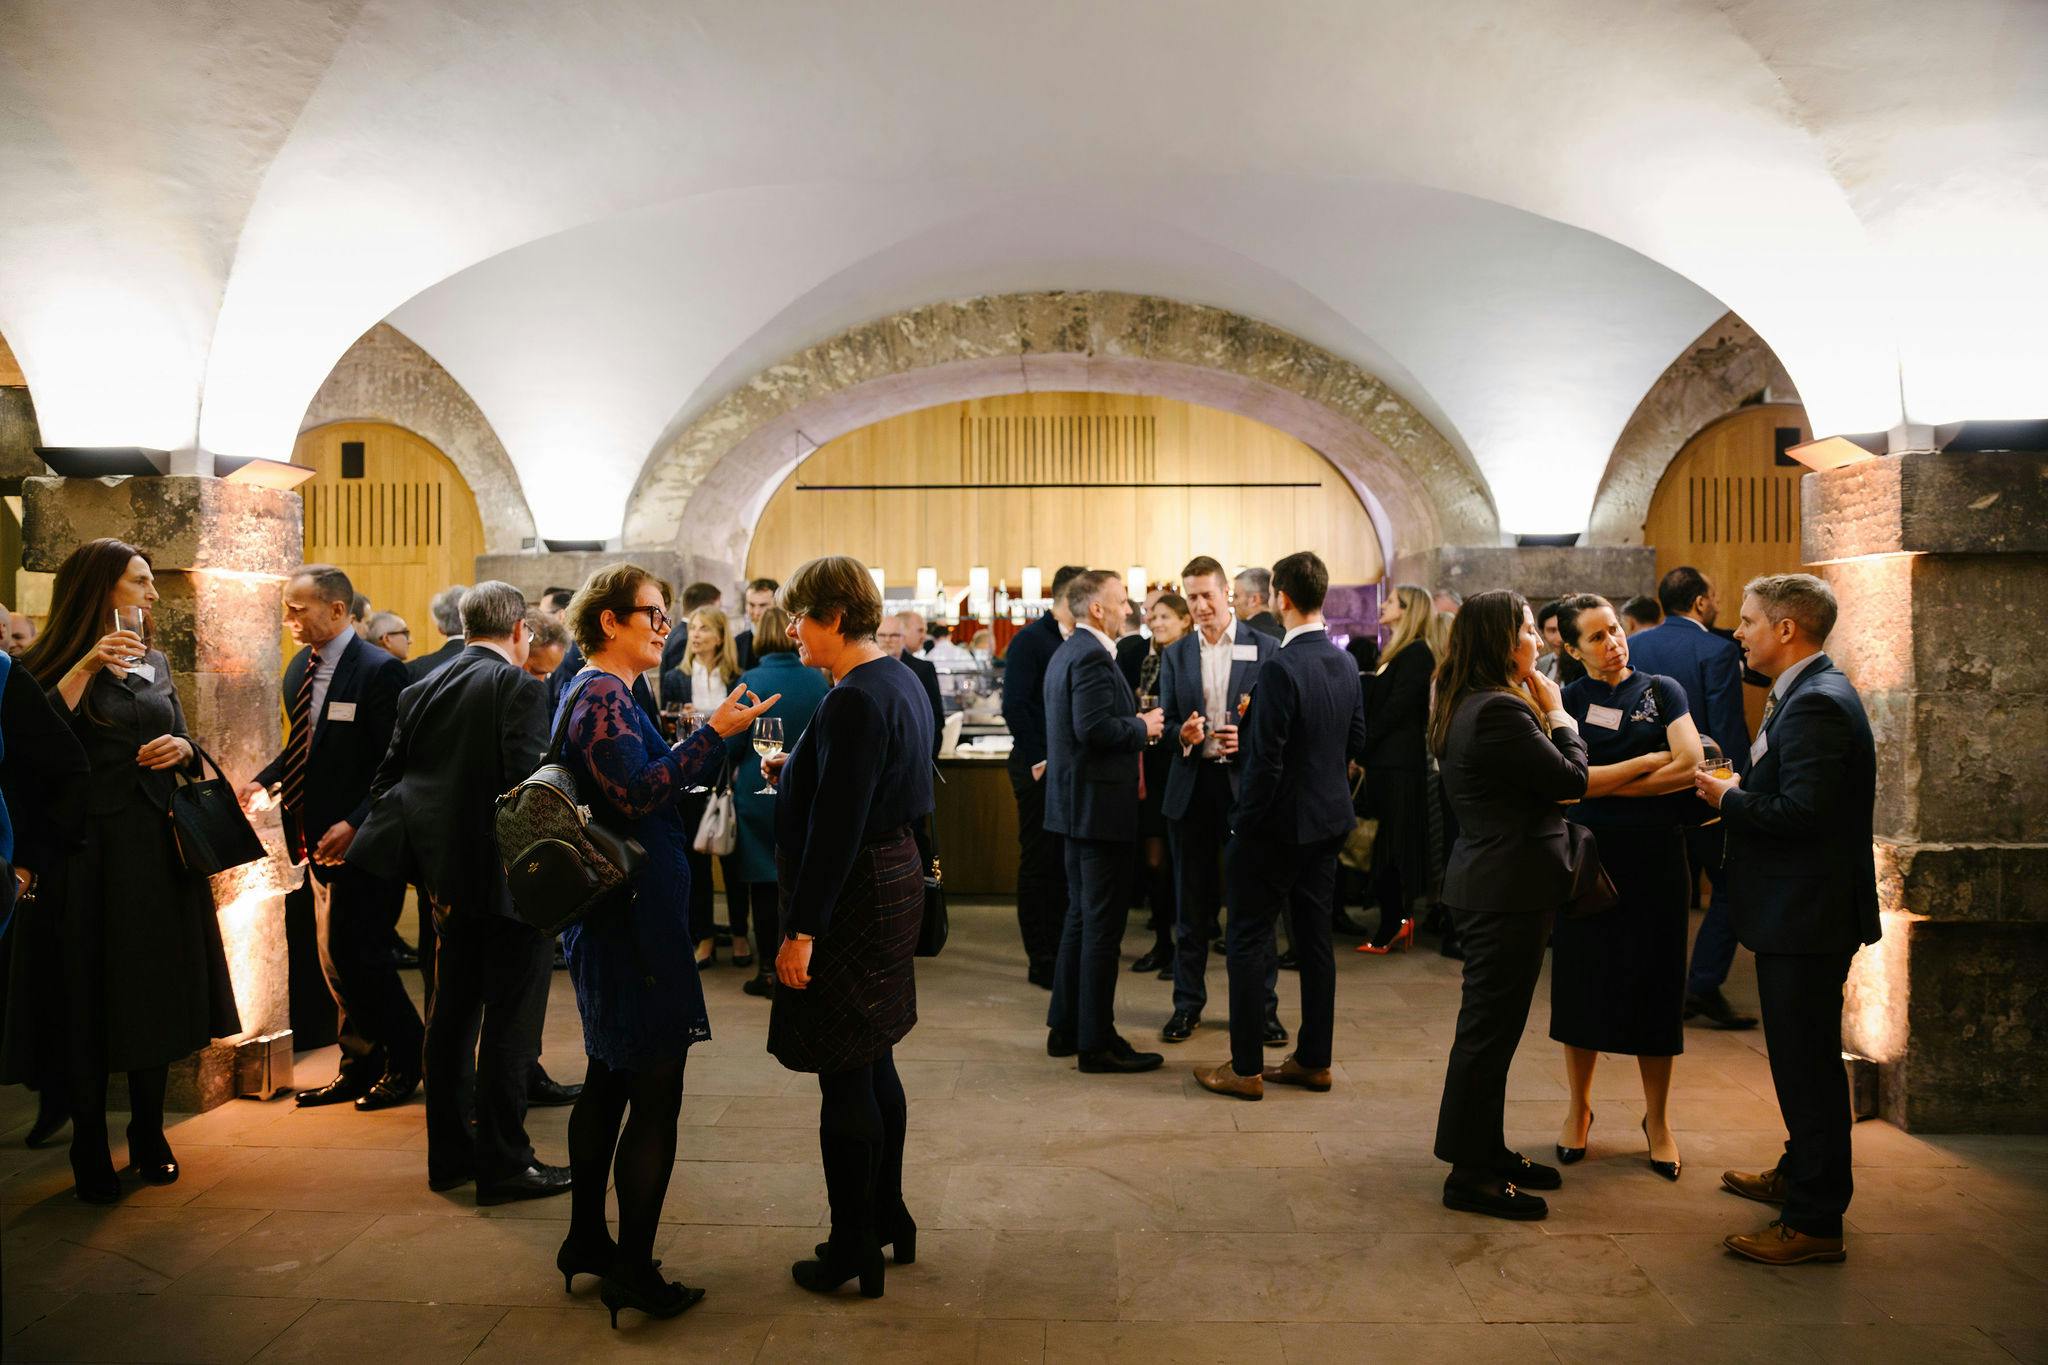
[{"left": 932, "top": 754, "right": 1018, "bottom": 895}]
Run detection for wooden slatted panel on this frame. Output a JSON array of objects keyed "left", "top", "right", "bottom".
[{"left": 963, "top": 412, "right": 1156, "bottom": 485}]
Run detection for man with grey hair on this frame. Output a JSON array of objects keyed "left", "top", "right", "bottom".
[
  {"left": 351, "top": 581, "right": 571, "bottom": 1204},
  {"left": 364, "top": 611, "right": 412, "bottom": 662},
  {"left": 1694, "top": 572, "right": 1878, "bottom": 1268},
  {"left": 406, "top": 584, "right": 470, "bottom": 681},
  {"left": 1234, "top": 566, "right": 1282, "bottom": 639}
]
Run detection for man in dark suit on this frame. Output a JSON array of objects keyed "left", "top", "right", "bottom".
[
  {"left": 1001, "top": 565, "right": 1086, "bottom": 989},
  {"left": 731, "top": 577, "right": 777, "bottom": 674},
  {"left": 404, "top": 584, "right": 468, "bottom": 682},
  {"left": 244, "top": 566, "right": 423, "bottom": 1110},
  {"left": 1195, "top": 552, "right": 1366, "bottom": 1100},
  {"left": 1233, "top": 566, "right": 1283, "bottom": 639},
  {"left": 351, "top": 583, "right": 572, "bottom": 1205},
  {"left": 879, "top": 613, "right": 945, "bottom": 758},
  {"left": 1696, "top": 573, "right": 1878, "bottom": 1266},
  {"left": 1629, "top": 565, "right": 1758, "bottom": 1029},
  {"left": 1156, "top": 555, "right": 1283, "bottom": 1045},
  {"left": 1043, "top": 570, "right": 1166, "bottom": 1073}
]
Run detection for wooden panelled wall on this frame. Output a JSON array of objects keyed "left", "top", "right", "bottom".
[{"left": 746, "top": 393, "right": 1385, "bottom": 589}]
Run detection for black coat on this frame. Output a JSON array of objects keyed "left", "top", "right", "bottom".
[
  {"left": 1720, "top": 655, "right": 1880, "bottom": 954},
  {"left": 255, "top": 633, "right": 408, "bottom": 874},
  {"left": 1231, "top": 629, "right": 1367, "bottom": 845},
  {"left": 0, "top": 659, "right": 91, "bottom": 874},
  {"left": 405, "top": 637, "right": 464, "bottom": 682},
  {"left": 1114, "top": 633, "right": 1148, "bottom": 691},
  {"left": 1438, "top": 691, "right": 1590, "bottom": 914},
  {"left": 1042, "top": 632, "right": 1147, "bottom": 843},
  {"left": 999, "top": 612, "right": 1063, "bottom": 770},
  {"left": 899, "top": 650, "right": 945, "bottom": 758},
  {"left": 350, "top": 645, "right": 549, "bottom": 918},
  {"left": 1363, "top": 642, "right": 1434, "bottom": 770},
  {"left": 1244, "top": 610, "right": 1283, "bottom": 640}
]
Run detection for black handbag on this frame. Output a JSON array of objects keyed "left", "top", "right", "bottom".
[
  {"left": 1561, "top": 821, "right": 1620, "bottom": 919},
  {"left": 916, "top": 800, "right": 948, "bottom": 958},
  {"left": 169, "top": 741, "right": 267, "bottom": 876}
]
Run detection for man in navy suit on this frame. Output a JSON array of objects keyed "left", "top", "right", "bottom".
[
  {"left": 1043, "top": 570, "right": 1166, "bottom": 1073},
  {"left": 1196, "top": 552, "right": 1367, "bottom": 1100},
  {"left": 1629, "top": 566, "right": 1758, "bottom": 1029},
  {"left": 1696, "top": 573, "right": 1879, "bottom": 1267},
  {"left": 1156, "top": 555, "right": 1283, "bottom": 1045},
  {"left": 1001, "top": 565, "right": 1086, "bottom": 988},
  {"left": 245, "top": 566, "right": 423, "bottom": 1111}
]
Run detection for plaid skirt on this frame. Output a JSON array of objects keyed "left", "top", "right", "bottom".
[{"left": 767, "top": 831, "right": 921, "bottom": 1074}]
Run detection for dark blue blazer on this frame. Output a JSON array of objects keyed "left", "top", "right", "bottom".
[
  {"left": 254, "top": 632, "right": 409, "bottom": 875},
  {"left": 1000, "top": 612, "right": 1063, "bottom": 770},
  {"left": 1230, "top": 629, "right": 1367, "bottom": 845},
  {"left": 1720, "top": 655, "right": 1881, "bottom": 954},
  {"left": 1625, "top": 617, "right": 1751, "bottom": 774},
  {"left": 1042, "top": 632, "right": 1148, "bottom": 843},
  {"left": 1156, "top": 625, "right": 1275, "bottom": 822},
  {"left": 899, "top": 650, "right": 945, "bottom": 759}
]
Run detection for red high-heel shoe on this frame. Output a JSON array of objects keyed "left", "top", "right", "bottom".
[{"left": 1356, "top": 920, "right": 1413, "bottom": 954}]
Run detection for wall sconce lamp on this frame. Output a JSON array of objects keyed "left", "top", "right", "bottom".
[{"left": 220, "top": 457, "right": 318, "bottom": 491}]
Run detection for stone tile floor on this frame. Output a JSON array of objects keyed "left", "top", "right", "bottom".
[{"left": 3, "top": 901, "right": 2045, "bottom": 1363}]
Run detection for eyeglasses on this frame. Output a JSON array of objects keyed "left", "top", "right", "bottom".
[{"left": 625, "top": 605, "right": 672, "bottom": 632}]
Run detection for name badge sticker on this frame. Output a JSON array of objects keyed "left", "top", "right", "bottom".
[
  {"left": 1231, "top": 644, "right": 1259, "bottom": 662},
  {"left": 1584, "top": 704, "right": 1624, "bottom": 730},
  {"left": 1750, "top": 729, "right": 1769, "bottom": 765},
  {"left": 327, "top": 701, "right": 358, "bottom": 722}
]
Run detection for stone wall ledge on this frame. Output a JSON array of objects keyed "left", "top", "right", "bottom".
[
  {"left": 1877, "top": 840, "right": 2048, "bottom": 923},
  {"left": 20, "top": 474, "right": 301, "bottom": 575},
  {"left": 1804, "top": 450, "right": 2048, "bottom": 563},
  {"left": 1392, "top": 545, "right": 1657, "bottom": 607}
]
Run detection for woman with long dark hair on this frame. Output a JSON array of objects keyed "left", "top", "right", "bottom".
[
  {"left": 1357, "top": 583, "right": 1437, "bottom": 954},
  {"left": 1428, "top": 591, "right": 1664, "bottom": 1221},
  {"left": 3, "top": 539, "right": 239, "bottom": 1202}
]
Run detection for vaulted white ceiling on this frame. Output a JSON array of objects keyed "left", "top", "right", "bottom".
[{"left": 3, "top": 0, "right": 2042, "bottom": 540}]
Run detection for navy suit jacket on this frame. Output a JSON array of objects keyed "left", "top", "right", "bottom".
[
  {"left": 1000, "top": 612, "right": 1063, "bottom": 771},
  {"left": 1720, "top": 655, "right": 1881, "bottom": 954},
  {"left": 1626, "top": 617, "right": 1751, "bottom": 774},
  {"left": 1042, "top": 632, "right": 1148, "bottom": 842},
  {"left": 1156, "top": 624, "right": 1275, "bottom": 822},
  {"left": 899, "top": 650, "right": 945, "bottom": 758},
  {"left": 254, "top": 633, "right": 409, "bottom": 876},
  {"left": 1230, "top": 629, "right": 1367, "bottom": 844}
]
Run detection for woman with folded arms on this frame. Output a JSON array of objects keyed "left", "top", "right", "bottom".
[
  {"left": 765, "top": 556, "right": 935, "bottom": 1299},
  {"left": 552, "top": 565, "right": 775, "bottom": 1325},
  {"left": 1547, "top": 594, "right": 1703, "bottom": 1181},
  {"left": 1429, "top": 591, "right": 1666, "bottom": 1221}
]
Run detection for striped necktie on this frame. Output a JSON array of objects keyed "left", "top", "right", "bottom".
[
  {"left": 280, "top": 647, "right": 320, "bottom": 861},
  {"left": 1760, "top": 689, "right": 1779, "bottom": 729}
]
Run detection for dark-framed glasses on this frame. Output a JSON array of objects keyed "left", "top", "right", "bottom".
[{"left": 626, "top": 605, "right": 672, "bottom": 632}]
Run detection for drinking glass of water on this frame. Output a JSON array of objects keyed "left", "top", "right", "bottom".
[
  {"left": 112, "top": 606, "right": 147, "bottom": 669},
  {"left": 752, "top": 717, "right": 784, "bottom": 795}
]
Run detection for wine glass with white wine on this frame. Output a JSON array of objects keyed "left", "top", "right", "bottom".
[{"left": 752, "top": 717, "right": 784, "bottom": 795}]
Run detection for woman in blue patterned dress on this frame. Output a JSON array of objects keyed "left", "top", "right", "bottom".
[{"left": 551, "top": 564, "right": 777, "bottom": 1326}]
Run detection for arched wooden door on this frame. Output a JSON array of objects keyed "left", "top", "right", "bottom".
[
  {"left": 290, "top": 422, "right": 485, "bottom": 658},
  {"left": 1643, "top": 402, "right": 1810, "bottom": 733}
]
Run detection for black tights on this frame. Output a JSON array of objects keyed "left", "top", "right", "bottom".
[
  {"left": 816, "top": 1051, "right": 908, "bottom": 1247},
  {"left": 566, "top": 1054, "right": 685, "bottom": 1272},
  {"left": 69, "top": 1063, "right": 168, "bottom": 1176}
]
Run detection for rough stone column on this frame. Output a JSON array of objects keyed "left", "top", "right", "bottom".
[
  {"left": 1391, "top": 545, "right": 1658, "bottom": 607},
  {"left": 1805, "top": 450, "right": 2048, "bottom": 1132},
  {"left": 472, "top": 549, "right": 694, "bottom": 603},
  {"left": 22, "top": 474, "right": 304, "bottom": 1110}
]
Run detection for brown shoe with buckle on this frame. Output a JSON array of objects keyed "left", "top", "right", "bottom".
[
  {"left": 1260, "top": 1054, "right": 1332, "bottom": 1092},
  {"left": 1193, "top": 1062, "right": 1263, "bottom": 1101},
  {"left": 1724, "top": 1220, "right": 1845, "bottom": 1265},
  {"left": 1721, "top": 1166, "right": 1788, "bottom": 1205}
]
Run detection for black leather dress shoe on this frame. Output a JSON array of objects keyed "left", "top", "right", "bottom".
[
  {"left": 1160, "top": 1010, "right": 1199, "bottom": 1043},
  {"left": 127, "top": 1128, "right": 179, "bottom": 1186},
  {"left": 1332, "top": 909, "right": 1375, "bottom": 937},
  {"left": 1275, "top": 950, "right": 1299, "bottom": 971},
  {"left": 527, "top": 1073, "right": 582, "bottom": 1107},
  {"left": 1443, "top": 1179, "right": 1548, "bottom": 1221},
  {"left": 296, "top": 1075, "right": 371, "bottom": 1108},
  {"left": 1263, "top": 1016, "right": 1289, "bottom": 1047},
  {"left": 477, "top": 1162, "right": 574, "bottom": 1205},
  {"left": 1498, "top": 1151, "right": 1562, "bottom": 1191},
  {"left": 354, "top": 1074, "right": 420, "bottom": 1111},
  {"left": 742, "top": 975, "right": 772, "bottom": 997},
  {"left": 1684, "top": 988, "right": 1759, "bottom": 1030},
  {"left": 1078, "top": 1039, "right": 1164, "bottom": 1074},
  {"left": 1130, "top": 948, "right": 1168, "bottom": 974},
  {"left": 1046, "top": 1029, "right": 1078, "bottom": 1058}
]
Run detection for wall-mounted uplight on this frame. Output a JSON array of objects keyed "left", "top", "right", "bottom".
[
  {"left": 219, "top": 457, "right": 317, "bottom": 491},
  {"left": 36, "top": 446, "right": 167, "bottom": 477},
  {"left": 1784, "top": 436, "right": 1881, "bottom": 472}
]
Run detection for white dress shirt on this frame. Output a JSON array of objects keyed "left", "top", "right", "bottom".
[
  {"left": 1197, "top": 619, "right": 1238, "bottom": 758},
  {"left": 1767, "top": 649, "right": 1824, "bottom": 706},
  {"left": 1077, "top": 623, "right": 1117, "bottom": 657},
  {"left": 1281, "top": 621, "right": 1326, "bottom": 648}
]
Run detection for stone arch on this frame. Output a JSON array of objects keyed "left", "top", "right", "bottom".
[
  {"left": 622, "top": 292, "right": 1497, "bottom": 580},
  {"left": 297, "top": 323, "right": 537, "bottom": 554},
  {"left": 1586, "top": 313, "right": 1800, "bottom": 547}
]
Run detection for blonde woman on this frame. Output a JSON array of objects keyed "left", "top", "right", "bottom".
[
  {"left": 1358, "top": 584, "right": 1438, "bottom": 953},
  {"left": 671, "top": 608, "right": 743, "bottom": 965}
]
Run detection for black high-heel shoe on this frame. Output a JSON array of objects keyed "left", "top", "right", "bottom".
[
  {"left": 71, "top": 1155, "right": 121, "bottom": 1205},
  {"left": 1556, "top": 1109, "right": 1593, "bottom": 1166},
  {"left": 126, "top": 1127, "right": 179, "bottom": 1187},
  {"left": 792, "top": 1237, "right": 884, "bottom": 1298},
  {"left": 25, "top": 1096, "right": 69, "bottom": 1149},
  {"left": 817, "top": 1206, "right": 917, "bottom": 1267},
  {"left": 1642, "top": 1118, "right": 1681, "bottom": 1182},
  {"left": 556, "top": 1237, "right": 662, "bottom": 1292},
  {"left": 599, "top": 1265, "right": 703, "bottom": 1327}
]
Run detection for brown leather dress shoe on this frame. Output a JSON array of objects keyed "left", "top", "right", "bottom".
[
  {"left": 1721, "top": 1166, "right": 1788, "bottom": 1204},
  {"left": 1724, "top": 1220, "right": 1845, "bottom": 1265},
  {"left": 1260, "top": 1054, "right": 1332, "bottom": 1092},
  {"left": 1193, "top": 1062, "right": 1263, "bottom": 1101}
]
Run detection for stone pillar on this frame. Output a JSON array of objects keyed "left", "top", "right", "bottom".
[
  {"left": 1391, "top": 545, "right": 1658, "bottom": 607},
  {"left": 1805, "top": 450, "right": 2048, "bottom": 1132},
  {"left": 472, "top": 548, "right": 692, "bottom": 603},
  {"left": 22, "top": 474, "right": 304, "bottom": 1111}
]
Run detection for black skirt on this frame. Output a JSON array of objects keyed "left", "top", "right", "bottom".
[
  {"left": 768, "top": 832, "right": 921, "bottom": 1074},
  {"left": 1547, "top": 824, "right": 1688, "bottom": 1057},
  {"left": 1366, "top": 764, "right": 1433, "bottom": 910}
]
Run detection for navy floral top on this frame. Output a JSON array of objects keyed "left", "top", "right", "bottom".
[
  {"left": 1561, "top": 669, "right": 1693, "bottom": 829},
  {"left": 555, "top": 669, "right": 726, "bottom": 1068}
]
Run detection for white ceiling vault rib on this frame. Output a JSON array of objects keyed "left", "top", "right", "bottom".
[{"left": 0, "top": 0, "right": 2040, "bottom": 541}]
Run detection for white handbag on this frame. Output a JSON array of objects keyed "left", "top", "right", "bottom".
[{"left": 693, "top": 759, "right": 738, "bottom": 855}]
